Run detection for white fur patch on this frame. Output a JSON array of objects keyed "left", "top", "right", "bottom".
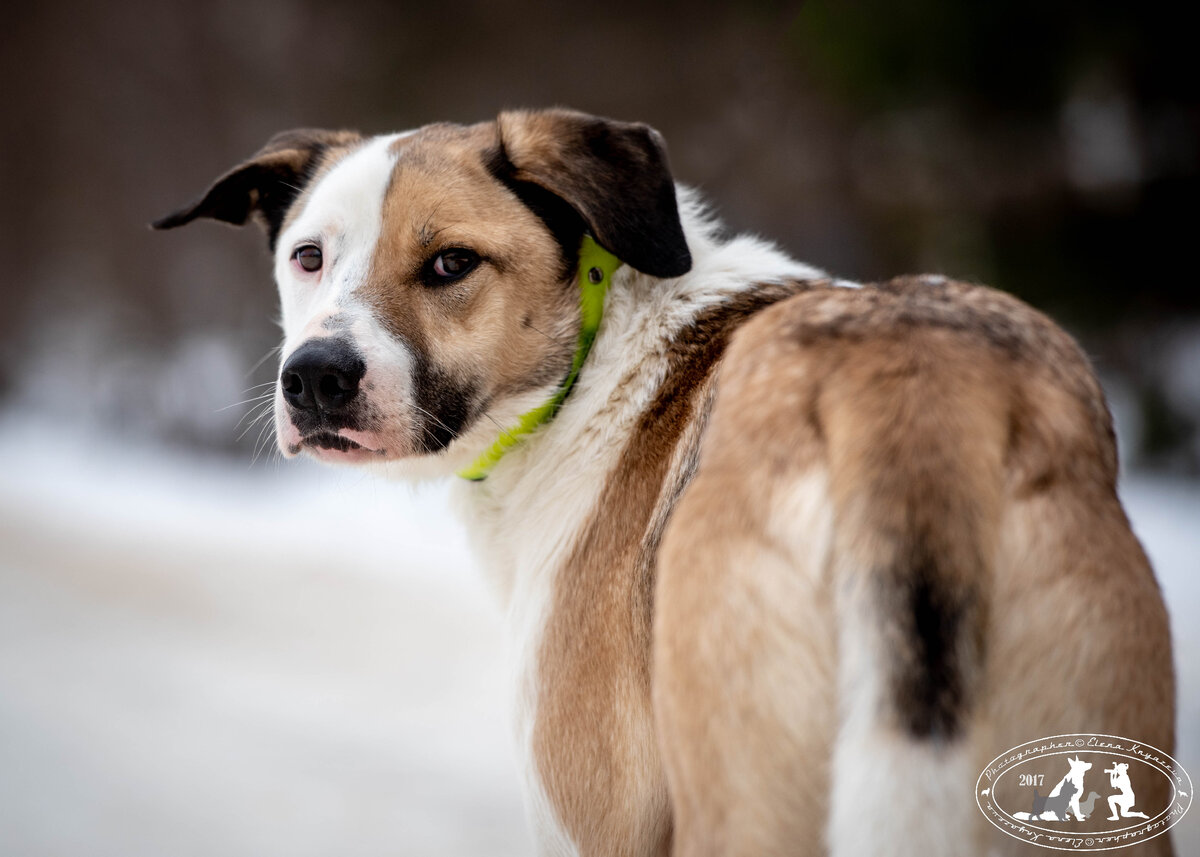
[
  {"left": 829, "top": 724, "right": 981, "bottom": 857},
  {"left": 768, "top": 470, "right": 834, "bottom": 580},
  {"left": 829, "top": 541, "right": 984, "bottom": 855},
  {"left": 274, "top": 133, "right": 408, "bottom": 347}
]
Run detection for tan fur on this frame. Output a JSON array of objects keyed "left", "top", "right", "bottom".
[
  {"left": 532, "top": 285, "right": 812, "bottom": 855},
  {"left": 655, "top": 277, "right": 1175, "bottom": 855},
  {"left": 358, "top": 123, "right": 579, "bottom": 436}
]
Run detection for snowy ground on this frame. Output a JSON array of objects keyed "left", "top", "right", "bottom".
[
  {"left": 0, "top": 415, "right": 1196, "bottom": 855},
  {"left": 0, "top": 417, "right": 531, "bottom": 857}
]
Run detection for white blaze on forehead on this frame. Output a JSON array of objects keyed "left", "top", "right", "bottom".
[
  {"left": 271, "top": 131, "right": 422, "bottom": 462},
  {"left": 274, "top": 132, "right": 410, "bottom": 345}
]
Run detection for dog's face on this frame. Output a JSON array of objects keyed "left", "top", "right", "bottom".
[{"left": 156, "top": 110, "right": 691, "bottom": 475}]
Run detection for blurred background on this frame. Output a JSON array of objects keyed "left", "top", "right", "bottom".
[{"left": 1, "top": 1, "right": 1196, "bottom": 854}]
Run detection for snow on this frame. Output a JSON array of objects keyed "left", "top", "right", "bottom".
[
  {"left": 0, "top": 415, "right": 530, "bottom": 857},
  {"left": 0, "top": 413, "right": 1196, "bottom": 855}
]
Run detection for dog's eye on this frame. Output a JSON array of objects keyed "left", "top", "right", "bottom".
[
  {"left": 430, "top": 249, "right": 479, "bottom": 282},
  {"left": 294, "top": 245, "right": 323, "bottom": 273}
]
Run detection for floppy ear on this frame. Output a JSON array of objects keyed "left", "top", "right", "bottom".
[
  {"left": 491, "top": 109, "right": 691, "bottom": 278},
  {"left": 152, "top": 128, "right": 361, "bottom": 250}
]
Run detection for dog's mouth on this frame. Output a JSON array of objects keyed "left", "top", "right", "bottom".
[
  {"left": 307, "top": 431, "right": 363, "bottom": 452},
  {"left": 293, "top": 429, "right": 388, "bottom": 462}
]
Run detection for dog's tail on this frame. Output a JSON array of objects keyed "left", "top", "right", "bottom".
[
  {"left": 826, "top": 331, "right": 1005, "bottom": 739},
  {"left": 824, "top": 331, "right": 1007, "bottom": 855}
]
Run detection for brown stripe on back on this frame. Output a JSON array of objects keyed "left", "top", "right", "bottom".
[{"left": 531, "top": 279, "right": 824, "bottom": 856}]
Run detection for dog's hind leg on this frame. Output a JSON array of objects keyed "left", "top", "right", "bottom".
[{"left": 656, "top": 466, "right": 837, "bottom": 857}]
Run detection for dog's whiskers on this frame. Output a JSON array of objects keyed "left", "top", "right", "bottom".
[
  {"left": 524, "top": 322, "right": 561, "bottom": 346},
  {"left": 482, "top": 411, "right": 522, "bottom": 444},
  {"left": 219, "top": 388, "right": 276, "bottom": 414},
  {"left": 407, "top": 401, "right": 465, "bottom": 447},
  {"left": 246, "top": 345, "right": 282, "bottom": 379},
  {"left": 236, "top": 399, "right": 276, "bottom": 443},
  {"left": 407, "top": 401, "right": 456, "bottom": 435},
  {"left": 250, "top": 416, "right": 278, "bottom": 466}
]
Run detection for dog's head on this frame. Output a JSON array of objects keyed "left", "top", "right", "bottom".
[{"left": 155, "top": 110, "right": 691, "bottom": 476}]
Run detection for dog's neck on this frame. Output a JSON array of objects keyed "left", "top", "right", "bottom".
[
  {"left": 449, "top": 191, "right": 826, "bottom": 608},
  {"left": 455, "top": 236, "right": 622, "bottom": 482}
]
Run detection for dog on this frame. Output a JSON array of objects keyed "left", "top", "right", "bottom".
[{"left": 155, "top": 109, "right": 1177, "bottom": 856}]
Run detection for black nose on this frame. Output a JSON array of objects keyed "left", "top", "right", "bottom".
[{"left": 280, "top": 338, "right": 366, "bottom": 413}]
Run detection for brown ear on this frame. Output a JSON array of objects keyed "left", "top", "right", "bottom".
[
  {"left": 491, "top": 109, "right": 691, "bottom": 278},
  {"left": 152, "top": 128, "right": 361, "bottom": 251}
]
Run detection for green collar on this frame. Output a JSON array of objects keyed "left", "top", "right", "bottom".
[{"left": 457, "top": 235, "right": 622, "bottom": 481}]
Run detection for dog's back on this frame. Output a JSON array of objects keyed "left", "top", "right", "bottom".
[{"left": 654, "top": 276, "right": 1175, "bottom": 856}]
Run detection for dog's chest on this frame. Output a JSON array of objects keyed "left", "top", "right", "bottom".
[
  {"left": 474, "top": 473, "right": 684, "bottom": 857},
  {"left": 457, "top": 382, "right": 726, "bottom": 853},
  {"left": 457, "top": 417, "right": 680, "bottom": 853}
]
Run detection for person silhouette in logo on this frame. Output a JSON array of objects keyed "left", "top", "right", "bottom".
[{"left": 1106, "top": 763, "right": 1150, "bottom": 821}]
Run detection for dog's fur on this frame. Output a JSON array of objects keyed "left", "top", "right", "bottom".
[{"left": 156, "top": 109, "right": 1176, "bottom": 856}]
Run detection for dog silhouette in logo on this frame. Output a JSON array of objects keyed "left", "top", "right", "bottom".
[
  {"left": 1106, "top": 763, "right": 1151, "bottom": 820},
  {"left": 1031, "top": 778, "right": 1078, "bottom": 821},
  {"left": 1078, "top": 790, "right": 1103, "bottom": 819},
  {"left": 1060, "top": 756, "right": 1093, "bottom": 820},
  {"left": 1027, "top": 756, "right": 1092, "bottom": 821}
]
